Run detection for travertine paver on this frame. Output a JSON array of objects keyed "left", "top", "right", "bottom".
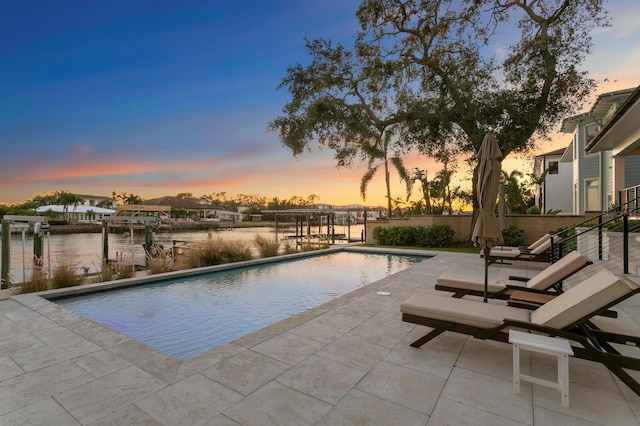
[
  {"left": 0, "top": 397, "right": 80, "bottom": 426},
  {"left": 356, "top": 360, "right": 447, "bottom": 415},
  {"left": 0, "top": 249, "right": 638, "bottom": 425},
  {"left": 201, "top": 349, "right": 291, "bottom": 395},
  {"left": 442, "top": 367, "right": 534, "bottom": 424},
  {"left": 0, "top": 361, "right": 95, "bottom": 416},
  {"left": 0, "top": 356, "right": 25, "bottom": 381},
  {"left": 53, "top": 365, "right": 167, "bottom": 425},
  {"left": 276, "top": 354, "right": 368, "bottom": 405},
  {"left": 222, "top": 381, "right": 333, "bottom": 425},
  {"left": 72, "top": 349, "right": 133, "bottom": 378},
  {"left": 135, "top": 374, "right": 243, "bottom": 425},
  {"left": 317, "top": 388, "right": 428, "bottom": 426}
]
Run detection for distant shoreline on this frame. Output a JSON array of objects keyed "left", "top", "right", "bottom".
[{"left": 17, "top": 221, "right": 282, "bottom": 235}]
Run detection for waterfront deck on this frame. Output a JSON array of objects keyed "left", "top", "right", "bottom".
[{"left": 1, "top": 251, "right": 639, "bottom": 424}]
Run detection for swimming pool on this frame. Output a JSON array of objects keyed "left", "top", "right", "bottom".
[{"left": 54, "top": 250, "right": 424, "bottom": 360}]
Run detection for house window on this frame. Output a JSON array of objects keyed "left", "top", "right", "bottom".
[
  {"left": 548, "top": 161, "right": 559, "bottom": 175},
  {"left": 586, "top": 124, "right": 599, "bottom": 143},
  {"left": 585, "top": 179, "right": 600, "bottom": 212}
]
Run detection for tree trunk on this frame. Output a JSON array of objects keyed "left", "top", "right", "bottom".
[{"left": 384, "top": 160, "right": 392, "bottom": 218}]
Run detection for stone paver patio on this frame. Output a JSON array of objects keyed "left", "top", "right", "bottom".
[{"left": 1, "top": 248, "right": 640, "bottom": 425}]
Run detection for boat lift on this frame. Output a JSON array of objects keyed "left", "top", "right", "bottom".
[
  {"left": 100, "top": 216, "right": 160, "bottom": 266},
  {"left": 1, "top": 215, "right": 49, "bottom": 287},
  {"left": 271, "top": 208, "right": 367, "bottom": 245}
]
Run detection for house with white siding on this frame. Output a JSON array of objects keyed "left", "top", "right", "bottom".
[
  {"left": 36, "top": 205, "right": 115, "bottom": 222},
  {"left": 76, "top": 194, "right": 117, "bottom": 209},
  {"left": 585, "top": 85, "right": 640, "bottom": 209},
  {"left": 534, "top": 147, "right": 573, "bottom": 214},
  {"left": 560, "top": 87, "right": 640, "bottom": 214}
]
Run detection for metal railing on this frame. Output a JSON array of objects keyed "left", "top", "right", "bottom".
[
  {"left": 554, "top": 203, "right": 640, "bottom": 274},
  {"left": 619, "top": 184, "right": 640, "bottom": 213}
]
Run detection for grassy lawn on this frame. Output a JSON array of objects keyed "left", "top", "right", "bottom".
[{"left": 360, "top": 244, "right": 480, "bottom": 254}]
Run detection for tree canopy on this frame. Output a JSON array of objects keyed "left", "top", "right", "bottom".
[{"left": 269, "top": 0, "right": 608, "bottom": 218}]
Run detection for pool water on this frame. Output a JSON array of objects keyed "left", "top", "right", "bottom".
[{"left": 55, "top": 251, "right": 424, "bottom": 359}]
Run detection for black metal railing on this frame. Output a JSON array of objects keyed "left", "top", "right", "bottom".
[{"left": 554, "top": 204, "right": 640, "bottom": 274}]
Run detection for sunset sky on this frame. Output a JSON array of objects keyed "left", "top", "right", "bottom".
[{"left": 1, "top": 1, "right": 638, "bottom": 207}]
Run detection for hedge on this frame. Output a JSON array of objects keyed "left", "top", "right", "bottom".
[{"left": 372, "top": 225, "right": 455, "bottom": 247}]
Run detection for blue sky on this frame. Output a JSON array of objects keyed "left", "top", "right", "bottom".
[{"left": 1, "top": 0, "right": 638, "bottom": 206}]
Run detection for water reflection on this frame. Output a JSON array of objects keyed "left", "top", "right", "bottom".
[{"left": 1, "top": 224, "right": 364, "bottom": 283}]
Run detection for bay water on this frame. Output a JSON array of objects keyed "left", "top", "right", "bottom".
[{"left": 1, "top": 224, "right": 364, "bottom": 283}]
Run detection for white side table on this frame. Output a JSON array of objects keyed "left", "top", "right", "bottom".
[{"left": 509, "top": 330, "right": 574, "bottom": 408}]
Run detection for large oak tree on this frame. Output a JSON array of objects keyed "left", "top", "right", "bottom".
[{"left": 270, "top": 0, "right": 608, "bottom": 226}]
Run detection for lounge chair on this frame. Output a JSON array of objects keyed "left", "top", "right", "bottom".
[
  {"left": 401, "top": 270, "right": 640, "bottom": 396},
  {"left": 492, "top": 233, "right": 552, "bottom": 252},
  {"left": 483, "top": 234, "right": 562, "bottom": 264},
  {"left": 436, "top": 250, "right": 592, "bottom": 299}
]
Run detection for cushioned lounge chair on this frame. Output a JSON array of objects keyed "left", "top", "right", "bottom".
[
  {"left": 401, "top": 270, "right": 640, "bottom": 395},
  {"left": 436, "top": 250, "right": 592, "bottom": 299},
  {"left": 483, "top": 234, "right": 562, "bottom": 264},
  {"left": 492, "top": 233, "right": 552, "bottom": 252}
]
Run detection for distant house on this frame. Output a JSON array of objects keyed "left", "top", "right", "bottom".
[
  {"left": 143, "top": 196, "right": 242, "bottom": 222},
  {"left": 349, "top": 206, "right": 386, "bottom": 223},
  {"left": 143, "top": 196, "right": 215, "bottom": 219},
  {"left": 560, "top": 87, "right": 640, "bottom": 214},
  {"left": 533, "top": 147, "right": 572, "bottom": 214},
  {"left": 585, "top": 85, "right": 640, "bottom": 208},
  {"left": 36, "top": 205, "right": 115, "bottom": 223},
  {"left": 76, "top": 194, "right": 117, "bottom": 209}
]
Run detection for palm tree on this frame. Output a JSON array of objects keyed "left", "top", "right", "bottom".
[
  {"left": 501, "top": 170, "right": 532, "bottom": 214},
  {"left": 96, "top": 199, "right": 114, "bottom": 209},
  {"left": 412, "top": 169, "right": 432, "bottom": 214},
  {"left": 54, "top": 190, "right": 84, "bottom": 222},
  {"left": 360, "top": 131, "right": 412, "bottom": 219},
  {"left": 431, "top": 168, "right": 454, "bottom": 214},
  {"left": 529, "top": 169, "right": 550, "bottom": 213}
]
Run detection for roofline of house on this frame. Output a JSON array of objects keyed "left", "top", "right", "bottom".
[
  {"left": 585, "top": 85, "right": 640, "bottom": 152},
  {"left": 561, "top": 87, "right": 637, "bottom": 133}
]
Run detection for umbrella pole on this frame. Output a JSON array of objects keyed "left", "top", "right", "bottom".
[{"left": 483, "top": 244, "right": 490, "bottom": 303}]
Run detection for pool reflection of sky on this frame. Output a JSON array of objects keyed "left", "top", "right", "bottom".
[{"left": 56, "top": 251, "right": 424, "bottom": 360}]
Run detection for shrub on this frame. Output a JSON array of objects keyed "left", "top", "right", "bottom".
[
  {"left": 50, "top": 261, "right": 84, "bottom": 289},
  {"left": 93, "top": 260, "right": 137, "bottom": 282},
  {"left": 282, "top": 243, "right": 297, "bottom": 254},
  {"left": 93, "top": 262, "right": 116, "bottom": 283},
  {"left": 116, "top": 263, "right": 137, "bottom": 279},
  {"left": 396, "top": 226, "right": 417, "bottom": 246},
  {"left": 372, "top": 225, "right": 455, "bottom": 248},
  {"left": 197, "top": 239, "right": 225, "bottom": 266},
  {"left": 146, "top": 245, "right": 172, "bottom": 275},
  {"left": 193, "top": 237, "right": 253, "bottom": 266},
  {"left": 424, "top": 225, "right": 455, "bottom": 247},
  {"left": 221, "top": 239, "right": 253, "bottom": 262},
  {"left": 14, "top": 268, "right": 49, "bottom": 294},
  {"left": 254, "top": 235, "right": 280, "bottom": 258},
  {"left": 501, "top": 224, "right": 524, "bottom": 247},
  {"left": 372, "top": 227, "right": 388, "bottom": 245},
  {"left": 552, "top": 226, "right": 577, "bottom": 253},
  {"left": 526, "top": 206, "right": 540, "bottom": 214}
]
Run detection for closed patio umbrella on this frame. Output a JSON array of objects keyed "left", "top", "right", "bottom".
[
  {"left": 472, "top": 134, "right": 504, "bottom": 302},
  {"left": 498, "top": 183, "right": 507, "bottom": 232}
]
